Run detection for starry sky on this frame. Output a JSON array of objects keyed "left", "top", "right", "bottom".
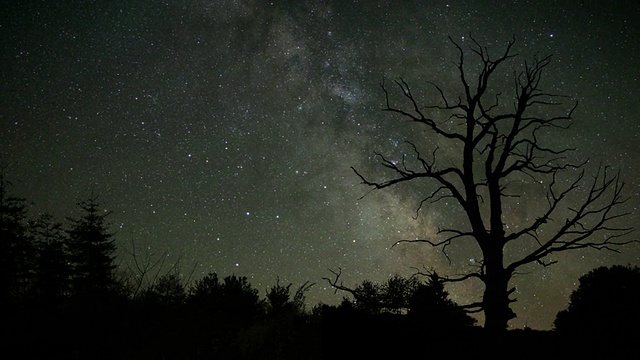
[{"left": 2, "top": 0, "right": 639, "bottom": 329}]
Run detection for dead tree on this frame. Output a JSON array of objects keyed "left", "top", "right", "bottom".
[{"left": 350, "top": 36, "right": 634, "bottom": 332}]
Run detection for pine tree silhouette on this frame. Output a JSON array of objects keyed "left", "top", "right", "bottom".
[
  {"left": 66, "top": 194, "right": 117, "bottom": 300},
  {"left": 30, "top": 214, "right": 70, "bottom": 307},
  {"left": 0, "top": 171, "right": 34, "bottom": 304}
]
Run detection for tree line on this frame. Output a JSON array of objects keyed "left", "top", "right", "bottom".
[
  {"left": 0, "top": 171, "right": 474, "bottom": 359},
  {"left": 0, "top": 176, "right": 116, "bottom": 307},
  {"left": 1, "top": 169, "right": 638, "bottom": 359}
]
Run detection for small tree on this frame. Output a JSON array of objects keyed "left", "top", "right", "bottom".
[
  {"left": 140, "top": 272, "right": 186, "bottom": 307},
  {"left": 0, "top": 171, "right": 35, "bottom": 303},
  {"left": 351, "top": 37, "right": 634, "bottom": 331},
  {"left": 408, "top": 272, "right": 476, "bottom": 329},
  {"left": 187, "top": 273, "right": 264, "bottom": 356},
  {"left": 66, "top": 194, "right": 117, "bottom": 299},
  {"left": 555, "top": 265, "right": 640, "bottom": 335},
  {"left": 382, "top": 275, "right": 420, "bottom": 313},
  {"left": 265, "top": 279, "right": 313, "bottom": 317},
  {"left": 239, "top": 280, "right": 317, "bottom": 359},
  {"left": 188, "top": 272, "right": 263, "bottom": 323},
  {"left": 30, "top": 213, "right": 71, "bottom": 305},
  {"left": 324, "top": 270, "right": 472, "bottom": 328}
]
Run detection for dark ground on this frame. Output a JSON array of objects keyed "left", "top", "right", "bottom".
[{"left": 5, "top": 306, "right": 637, "bottom": 359}]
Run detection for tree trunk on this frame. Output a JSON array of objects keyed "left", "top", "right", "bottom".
[{"left": 482, "top": 245, "right": 515, "bottom": 333}]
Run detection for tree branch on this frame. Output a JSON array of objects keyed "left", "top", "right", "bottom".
[
  {"left": 322, "top": 268, "right": 358, "bottom": 297},
  {"left": 507, "top": 166, "right": 635, "bottom": 272},
  {"left": 381, "top": 77, "right": 466, "bottom": 142}
]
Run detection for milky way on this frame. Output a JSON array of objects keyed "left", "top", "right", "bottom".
[{"left": 2, "top": 1, "right": 639, "bottom": 329}]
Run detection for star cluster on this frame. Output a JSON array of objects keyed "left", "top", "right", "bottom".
[{"left": 2, "top": 1, "right": 639, "bottom": 329}]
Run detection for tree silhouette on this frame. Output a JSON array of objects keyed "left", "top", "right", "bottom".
[
  {"left": 140, "top": 272, "right": 186, "bottom": 307},
  {"left": 351, "top": 37, "right": 634, "bottom": 332},
  {"left": 237, "top": 280, "right": 317, "bottom": 359},
  {"left": 408, "top": 272, "right": 476, "bottom": 329},
  {"left": 324, "top": 270, "right": 406, "bottom": 315},
  {"left": 554, "top": 265, "right": 640, "bottom": 335},
  {"left": 30, "top": 213, "right": 71, "bottom": 306},
  {"left": 265, "top": 279, "right": 313, "bottom": 317},
  {"left": 66, "top": 194, "right": 118, "bottom": 300},
  {"left": 324, "top": 271, "right": 474, "bottom": 330},
  {"left": 0, "top": 171, "right": 34, "bottom": 304},
  {"left": 188, "top": 272, "right": 264, "bottom": 332},
  {"left": 381, "top": 275, "right": 419, "bottom": 314},
  {"left": 187, "top": 273, "right": 264, "bottom": 356}
]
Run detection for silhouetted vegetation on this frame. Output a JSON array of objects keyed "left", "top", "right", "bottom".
[
  {"left": 350, "top": 36, "right": 634, "bottom": 332},
  {"left": 66, "top": 194, "right": 119, "bottom": 301},
  {"left": 323, "top": 269, "right": 476, "bottom": 329},
  {"left": 0, "top": 172, "right": 321, "bottom": 358},
  {"left": 0, "top": 171, "right": 32, "bottom": 305},
  {"left": 555, "top": 265, "right": 640, "bottom": 336},
  {"left": 0, "top": 170, "right": 636, "bottom": 358}
]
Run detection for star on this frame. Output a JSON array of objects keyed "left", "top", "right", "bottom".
[{"left": 1, "top": 0, "right": 638, "bottom": 331}]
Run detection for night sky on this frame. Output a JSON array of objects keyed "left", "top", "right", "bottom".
[{"left": 2, "top": 1, "right": 639, "bottom": 329}]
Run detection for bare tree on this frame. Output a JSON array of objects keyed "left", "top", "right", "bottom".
[
  {"left": 350, "top": 37, "right": 634, "bottom": 332},
  {"left": 121, "top": 238, "right": 196, "bottom": 299}
]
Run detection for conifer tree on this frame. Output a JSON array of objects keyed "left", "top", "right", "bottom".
[
  {"left": 66, "top": 194, "right": 117, "bottom": 299},
  {"left": 30, "top": 213, "right": 71, "bottom": 305},
  {"left": 0, "top": 171, "right": 34, "bottom": 303}
]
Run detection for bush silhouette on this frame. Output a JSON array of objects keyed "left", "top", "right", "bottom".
[
  {"left": 555, "top": 265, "right": 640, "bottom": 336},
  {"left": 139, "top": 273, "right": 186, "bottom": 307},
  {"left": 188, "top": 272, "right": 263, "bottom": 322},
  {"left": 408, "top": 273, "right": 477, "bottom": 329},
  {"left": 323, "top": 273, "right": 476, "bottom": 330}
]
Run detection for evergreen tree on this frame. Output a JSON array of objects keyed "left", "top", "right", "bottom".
[
  {"left": 408, "top": 273, "right": 477, "bottom": 329},
  {"left": 66, "top": 194, "right": 117, "bottom": 300},
  {"left": 0, "top": 171, "right": 34, "bottom": 303},
  {"left": 30, "top": 213, "right": 71, "bottom": 306}
]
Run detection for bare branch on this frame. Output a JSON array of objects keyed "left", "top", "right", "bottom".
[
  {"left": 351, "top": 152, "right": 466, "bottom": 209},
  {"left": 351, "top": 36, "right": 634, "bottom": 331},
  {"left": 393, "top": 237, "right": 453, "bottom": 264},
  {"left": 322, "top": 268, "right": 358, "bottom": 297},
  {"left": 507, "top": 166, "right": 635, "bottom": 272},
  {"left": 393, "top": 227, "right": 476, "bottom": 265},
  {"left": 380, "top": 77, "right": 466, "bottom": 142}
]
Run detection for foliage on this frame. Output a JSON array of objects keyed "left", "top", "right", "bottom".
[
  {"left": 0, "top": 172, "right": 34, "bottom": 303},
  {"left": 29, "top": 214, "right": 71, "bottom": 305},
  {"left": 265, "top": 278, "right": 313, "bottom": 317},
  {"left": 1, "top": 165, "right": 634, "bottom": 359},
  {"left": 66, "top": 194, "right": 118, "bottom": 299},
  {"left": 408, "top": 273, "right": 477, "bottom": 328},
  {"left": 239, "top": 280, "right": 318, "bottom": 359},
  {"left": 189, "top": 272, "right": 264, "bottom": 324},
  {"left": 326, "top": 273, "right": 476, "bottom": 329},
  {"left": 383, "top": 275, "right": 421, "bottom": 312},
  {"left": 139, "top": 272, "right": 186, "bottom": 306},
  {"left": 554, "top": 265, "right": 640, "bottom": 335}
]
